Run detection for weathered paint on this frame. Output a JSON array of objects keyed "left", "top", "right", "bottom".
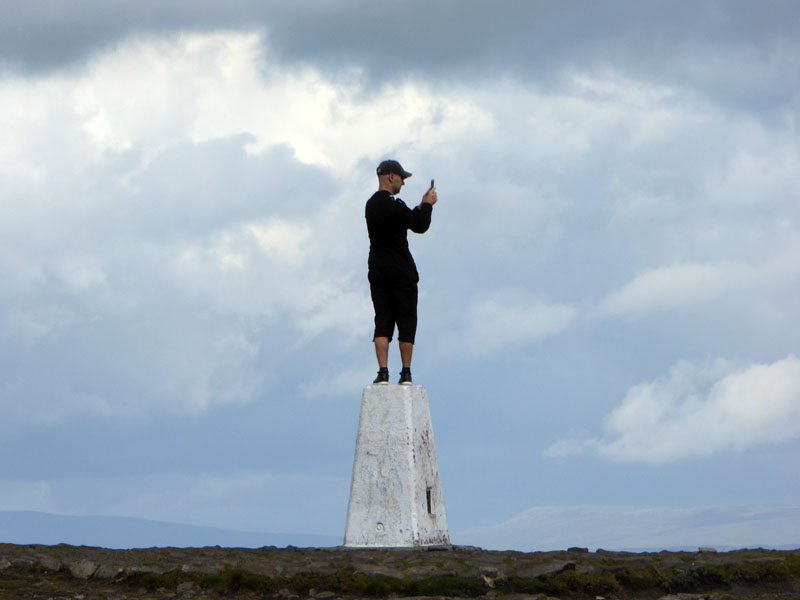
[{"left": 343, "top": 385, "right": 450, "bottom": 547}]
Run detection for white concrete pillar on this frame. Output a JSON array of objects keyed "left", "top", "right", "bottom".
[{"left": 344, "top": 385, "right": 450, "bottom": 547}]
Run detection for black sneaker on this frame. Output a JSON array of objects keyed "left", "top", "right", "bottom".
[
  {"left": 398, "top": 369, "right": 413, "bottom": 386},
  {"left": 373, "top": 368, "right": 389, "bottom": 385}
]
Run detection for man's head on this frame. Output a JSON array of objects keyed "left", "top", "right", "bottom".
[{"left": 377, "top": 159, "right": 411, "bottom": 195}]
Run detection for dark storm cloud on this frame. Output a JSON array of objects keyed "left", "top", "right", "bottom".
[{"left": 3, "top": 0, "right": 797, "bottom": 112}]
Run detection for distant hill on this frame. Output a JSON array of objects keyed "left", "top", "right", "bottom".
[
  {"left": 456, "top": 504, "right": 800, "bottom": 552},
  {"left": 0, "top": 511, "right": 341, "bottom": 549},
  {"left": 4, "top": 505, "right": 799, "bottom": 553}
]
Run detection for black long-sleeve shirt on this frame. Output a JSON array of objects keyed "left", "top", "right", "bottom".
[{"left": 365, "top": 190, "right": 433, "bottom": 284}]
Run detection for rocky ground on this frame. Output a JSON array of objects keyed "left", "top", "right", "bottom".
[{"left": 1, "top": 543, "right": 798, "bottom": 600}]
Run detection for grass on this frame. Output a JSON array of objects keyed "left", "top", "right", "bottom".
[
  {"left": 126, "top": 566, "right": 488, "bottom": 597},
  {"left": 3, "top": 548, "right": 799, "bottom": 599},
  {"left": 115, "top": 555, "right": 800, "bottom": 599}
]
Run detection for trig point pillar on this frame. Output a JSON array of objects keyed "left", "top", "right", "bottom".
[{"left": 344, "top": 385, "right": 450, "bottom": 547}]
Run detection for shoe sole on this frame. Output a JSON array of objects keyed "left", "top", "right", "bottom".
[
  {"left": 373, "top": 381, "right": 389, "bottom": 385},
  {"left": 399, "top": 382, "right": 413, "bottom": 386}
]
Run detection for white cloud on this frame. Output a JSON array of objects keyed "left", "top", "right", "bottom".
[
  {"left": 50, "top": 31, "right": 490, "bottom": 174},
  {"left": 704, "top": 144, "right": 800, "bottom": 207},
  {"left": 299, "top": 366, "right": 367, "bottom": 399},
  {"left": 172, "top": 207, "right": 372, "bottom": 340},
  {"left": 1, "top": 305, "right": 76, "bottom": 345},
  {"left": 463, "top": 291, "right": 576, "bottom": 356},
  {"left": 547, "top": 355, "right": 800, "bottom": 463},
  {"left": 596, "top": 261, "right": 757, "bottom": 317},
  {"left": 0, "top": 4, "right": 797, "bottom": 545},
  {"left": 595, "top": 246, "right": 800, "bottom": 319}
]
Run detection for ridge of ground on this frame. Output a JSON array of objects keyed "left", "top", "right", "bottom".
[{"left": 2, "top": 543, "right": 799, "bottom": 600}]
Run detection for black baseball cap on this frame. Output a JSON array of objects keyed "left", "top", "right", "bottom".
[{"left": 376, "top": 159, "right": 412, "bottom": 179}]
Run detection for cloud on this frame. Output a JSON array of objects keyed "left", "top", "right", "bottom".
[
  {"left": 0, "top": 30, "right": 489, "bottom": 194},
  {"left": 0, "top": 0, "right": 798, "bottom": 544},
  {"left": 704, "top": 145, "right": 800, "bottom": 208},
  {"left": 462, "top": 291, "right": 576, "bottom": 356},
  {"left": 3, "top": 2, "right": 797, "bottom": 118},
  {"left": 547, "top": 355, "right": 800, "bottom": 463},
  {"left": 595, "top": 246, "right": 800, "bottom": 319},
  {"left": 1, "top": 25, "right": 797, "bottom": 429},
  {"left": 0, "top": 30, "right": 491, "bottom": 425},
  {"left": 299, "top": 366, "right": 367, "bottom": 399},
  {"left": 595, "top": 262, "right": 757, "bottom": 317}
]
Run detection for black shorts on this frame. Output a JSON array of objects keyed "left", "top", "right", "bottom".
[{"left": 369, "top": 271, "right": 418, "bottom": 344}]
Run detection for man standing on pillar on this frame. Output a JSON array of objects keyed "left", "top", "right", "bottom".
[{"left": 366, "top": 160, "right": 437, "bottom": 386}]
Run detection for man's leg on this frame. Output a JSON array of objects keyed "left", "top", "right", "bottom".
[
  {"left": 399, "top": 341, "right": 413, "bottom": 369},
  {"left": 374, "top": 336, "right": 390, "bottom": 369},
  {"left": 369, "top": 272, "right": 393, "bottom": 373},
  {"left": 396, "top": 283, "right": 418, "bottom": 385}
]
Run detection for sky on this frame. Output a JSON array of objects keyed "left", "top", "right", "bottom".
[{"left": 1, "top": 0, "right": 799, "bottom": 551}]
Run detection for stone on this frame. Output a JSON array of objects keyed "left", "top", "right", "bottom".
[
  {"left": 314, "top": 592, "right": 337, "bottom": 600},
  {"left": 181, "top": 563, "right": 221, "bottom": 575},
  {"left": 516, "top": 561, "right": 576, "bottom": 579},
  {"left": 344, "top": 385, "right": 449, "bottom": 547},
  {"left": 657, "top": 594, "right": 733, "bottom": 600},
  {"left": 424, "top": 544, "right": 453, "bottom": 551},
  {"left": 95, "top": 564, "right": 124, "bottom": 579},
  {"left": 39, "top": 556, "right": 63, "bottom": 572},
  {"left": 127, "top": 565, "right": 170, "bottom": 575},
  {"left": 404, "top": 564, "right": 453, "bottom": 578},
  {"left": 481, "top": 565, "right": 506, "bottom": 588},
  {"left": 176, "top": 581, "right": 198, "bottom": 596},
  {"left": 0, "top": 557, "right": 10, "bottom": 571},
  {"left": 353, "top": 563, "right": 404, "bottom": 578},
  {"left": 68, "top": 559, "right": 98, "bottom": 579},
  {"left": 12, "top": 558, "right": 34, "bottom": 571}
]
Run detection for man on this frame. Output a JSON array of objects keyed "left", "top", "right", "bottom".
[{"left": 366, "top": 159, "right": 437, "bottom": 386}]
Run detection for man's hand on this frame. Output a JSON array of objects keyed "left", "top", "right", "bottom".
[{"left": 422, "top": 185, "right": 438, "bottom": 206}]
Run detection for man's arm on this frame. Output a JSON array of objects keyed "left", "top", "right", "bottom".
[
  {"left": 398, "top": 185, "right": 437, "bottom": 233},
  {"left": 422, "top": 183, "right": 437, "bottom": 207},
  {"left": 406, "top": 202, "right": 432, "bottom": 234}
]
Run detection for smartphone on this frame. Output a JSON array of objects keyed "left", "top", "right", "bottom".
[{"left": 430, "top": 179, "right": 435, "bottom": 189}]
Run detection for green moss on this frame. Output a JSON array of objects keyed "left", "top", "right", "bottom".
[
  {"left": 614, "top": 564, "right": 690, "bottom": 593},
  {"left": 39, "top": 550, "right": 799, "bottom": 600},
  {"left": 215, "top": 569, "right": 273, "bottom": 593},
  {"left": 414, "top": 574, "right": 487, "bottom": 597},
  {"left": 694, "top": 560, "right": 792, "bottom": 586},
  {"left": 130, "top": 568, "right": 194, "bottom": 591},
  {"left": 0, "top": 579, "right": 28, "bottom": 590}
]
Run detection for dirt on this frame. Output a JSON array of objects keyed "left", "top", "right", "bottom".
[{"left": 1, "top": 543, "right": 799, "bottom": 600}]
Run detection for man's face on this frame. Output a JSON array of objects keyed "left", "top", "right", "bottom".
[{"left": 389, "top": 173, "right": 405, "bottom": 195}]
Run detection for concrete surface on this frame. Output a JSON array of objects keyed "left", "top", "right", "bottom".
[{"left": 344, "top": 385, "right": 450, "bottom": 547}]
